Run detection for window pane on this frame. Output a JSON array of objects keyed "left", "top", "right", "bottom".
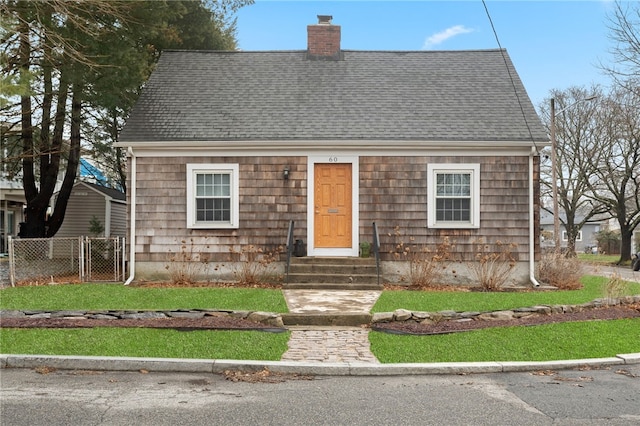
[
  {"left": 436, "top": 172, "right": 471, "bottom": 197},
  {"left": 196, "top": 172, "right": 231, "bottom": 198},
  {"left": 212, "top": 199, "right": 231, "bottom": 221},
  {"left": 436, "top": 198, "right": 470, "bottom": 222}
]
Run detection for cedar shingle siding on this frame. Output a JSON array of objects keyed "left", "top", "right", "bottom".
[{"left": 132, "top": 155, "right": 540, "bottom": 264}]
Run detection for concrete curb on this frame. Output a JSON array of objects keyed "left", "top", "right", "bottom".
[{"left": 2, "top": 353, "right": 638, "bottom": 376}]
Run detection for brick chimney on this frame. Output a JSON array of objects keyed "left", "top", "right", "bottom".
[{"left": 307, "top": 15, "right": 342, "bottom": 61}]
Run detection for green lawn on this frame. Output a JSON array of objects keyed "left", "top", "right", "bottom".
[
  {"left": 577, "top": 253, "right": 621, "bottom": 264},
  {"left": 1, "top": 276, "right": 639, "bottom": 362},
  {"left": 0, "top": 283, "right": 288, "bottom": 312},
  {"left": 370, "top": 319, "right": 640, "bottom": 363},
  {"left": 0, "top": 328, "right": 290, "bottom": 360}
]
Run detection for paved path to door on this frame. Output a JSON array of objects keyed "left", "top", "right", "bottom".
[{"left": 281, "top": 290, "right": 381, "bottom": 363}]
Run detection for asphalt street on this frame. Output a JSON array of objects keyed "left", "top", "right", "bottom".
[{"left": 1, "top": 366, "right": 639, "bottom": 425}]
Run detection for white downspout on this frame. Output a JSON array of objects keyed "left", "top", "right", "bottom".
[
  {"left": 124, "top": 147, "right": 137, "bottom": 285},
  {"left": 530, "top": 147, "right": 541, "bottom": 288}
]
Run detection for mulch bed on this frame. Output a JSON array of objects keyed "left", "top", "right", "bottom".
[
  {"left": 3, "top": 305, "right": 639, "bottom": 334},
  {"left": 0, "top": 316, "right": 286, "bottom": 332}
]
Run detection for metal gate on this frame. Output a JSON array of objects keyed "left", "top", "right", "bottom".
[{"left": 8, "top": 236, "right": 126, "bottom": 286}]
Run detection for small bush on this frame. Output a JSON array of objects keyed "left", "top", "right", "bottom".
[
  {"left": 603, "top": 273, "right": 630, "bottom": 301},
  {"left": 467, "top": 239, "right": 517, "bottom": 291},
  {"left": 390, "top": 227, "right": 454, "bottom": 288},
  {"left": 165, "top": 239, "right": 212, "bottom": 285},
  {"left": 536, "top": 251, "right": 583, "bottom": 289},
  {"left": 230, "top": 245, "right": 283, "bottom": 285}
]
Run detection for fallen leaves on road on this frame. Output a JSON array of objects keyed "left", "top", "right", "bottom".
[{"left": 223, "top": 368, "right": 314, "bottom": 383}]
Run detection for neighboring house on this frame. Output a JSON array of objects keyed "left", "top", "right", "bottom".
[
  {"left": 1, "top": 122, "right": 24, "bottom": 255},
  {"left": 116, "top": 16, "right": 549, "bottom": 285},
  {"left": 0, "top": 178, "right": 25, "bottom": 255},
  {"left": 540, "top": 211, "right": 605, "bottom": 253},
  {"left": 53, "top": 181, "right": 126, "bottom": 238}
]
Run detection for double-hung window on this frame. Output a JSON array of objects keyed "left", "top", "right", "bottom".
[
  {"left": 186, "top": 164, "right": 239, "bottom": 229},
  {"left": 427, "top": 164, "right": 480, "bottom": 229}
]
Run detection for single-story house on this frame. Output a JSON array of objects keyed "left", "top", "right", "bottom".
[
  {"left": 117, "top": 16, "right": 549, "bottom": 285},
  {"left": 53, "top": 181, "right": 126, "bottom": 238}
]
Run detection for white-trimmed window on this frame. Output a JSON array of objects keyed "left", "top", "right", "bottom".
[
  {"left": 427, "top": 164, "right": 480, "bottom": 229},
  {"left": 186, "top": 164, "right": 239, "bottom": 229},
  {"left": 563, "top": 230, "right": 582, "bottom": 242}
]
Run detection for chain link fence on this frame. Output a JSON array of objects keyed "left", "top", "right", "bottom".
[{"left": 7, "top": 236, "right": 126, "bottom": 286}]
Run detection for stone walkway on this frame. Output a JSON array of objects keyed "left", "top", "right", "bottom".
[
  {"left": 282, "top": 327, "right": 379, "bottom": 363},
  {"left": 281, "top": 290, "right": 381, "bottom": 363}
]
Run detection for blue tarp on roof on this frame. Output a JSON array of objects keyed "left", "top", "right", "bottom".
[{"left": 79, "top": 158, "right": 108, "bottom": 186}]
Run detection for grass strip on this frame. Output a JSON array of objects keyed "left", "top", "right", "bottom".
[
  {"left": 370, "top": 318, "right": 640, "bottom": 363},
  {"left": 576, "top": 254, "right": 621, "bottom": 264},
  {"left": 0, "top": 328, "right": 291, "bottom": 361},
  {"left": 372, "top": 276, "right": 640, "bottom": 313},
  {"left": 0, "top": 284, "right": 288, "bottom": 313}
]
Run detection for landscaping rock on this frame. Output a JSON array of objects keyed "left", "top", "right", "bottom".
[
  {"left": 121, "top": 311, "right": 167, "bottom": 320},
  {"left": 0, "top": 310, "right": 25, "bottom": 318},
  {"left": 371, "top": 312, "right": 394, "bottom": 323},
  {"left": 393, "top": 309, "right": 412, "bottom": 321},
  {"left": 247, "top": 311, "right": 277, "bottom": 323},
  {"left": 478, "top": 311, "right": 515, "bottom": 321},
  {"left": 167, "top": 311, "right": 205, "bottom": 319}
]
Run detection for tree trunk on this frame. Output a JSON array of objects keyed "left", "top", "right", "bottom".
[
  {"left": 17, "top": 19, "right": 47, "bottom": 239},
  {"left": 619, "top": 227, "right": 633, "bottom": 263},
  {"left": 46, "top": 87, "right": 82, "bottom": 237}
]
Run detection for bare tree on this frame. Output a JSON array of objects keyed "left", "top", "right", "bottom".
[
  {"left": 581, "top": 86, "right": 640, "bottom": 263},
  {"left": 539, "top": 86, "right": 607, "bottom": 256},
  {"left": 603, "top": 1, "right": 640, "bottom": 87}
]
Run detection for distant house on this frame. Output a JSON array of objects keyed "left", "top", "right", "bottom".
[
  {"left": 0, "top": 178, "right": 24, "bottom": 255},
  {"left": 1, "top": 122, "right": 25, "bottom": 254},
  {"left": 116, "top": 16, "right": 549, "bottom": 285},
  {"left": 53, "top": 181, "right": 126, "bottom": 238},
  {"left": 540, "top": 211, "right": 605, "bottom": 253}
]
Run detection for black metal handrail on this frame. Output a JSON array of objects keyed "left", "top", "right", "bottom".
[
  {"left": 285, "top": 220, "right": 295, "bottom": 283},
  {"left": 372, "top": 221, "right": 381, "bottom": 286}
]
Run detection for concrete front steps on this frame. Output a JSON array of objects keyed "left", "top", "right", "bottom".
[{"left": 284, "top": 257, "right": 382, "bottom": 291}]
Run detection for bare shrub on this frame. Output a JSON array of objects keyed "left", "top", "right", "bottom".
[
  {"left": 230, "top": 245, "right": 283, "bottom": 285},
  {"left": 603, "top": 273, "right": 630, "bottom": 301},
  {"left": 536, "top": 251, "right": 583, "bottom": 289},
  {"left": 165, "top": 239, "right": 212, "bottom": 285},
  {"left": 467, "top": 239, "right": 517, "bottom": 291},
  {"left": 390, "top": 226, "right": 454, "bottom": 288}
]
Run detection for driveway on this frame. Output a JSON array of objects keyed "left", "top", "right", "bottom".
[{"left": 585, "top": 263, "right": 640, "bottom": 283}]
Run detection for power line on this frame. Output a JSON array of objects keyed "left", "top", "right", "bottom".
[{"left": 482, "top": 0, "right": 541, "bottom": 153}]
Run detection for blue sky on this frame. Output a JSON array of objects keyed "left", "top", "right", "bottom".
[{"left": 235, "top": 1, "right": 623, "bottom": 109}]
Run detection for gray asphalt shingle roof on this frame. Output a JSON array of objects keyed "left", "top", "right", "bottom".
[{"left": 119, "top": 49, "right": 548, "bottom": 144}]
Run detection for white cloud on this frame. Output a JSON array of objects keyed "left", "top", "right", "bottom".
[{"left": 423, "top": 25, "right": 474, "bottom": 49}]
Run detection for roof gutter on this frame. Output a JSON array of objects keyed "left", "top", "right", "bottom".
[
  {"left": 529, "top": 146, "right": 541, "bottom": 288},
  {"left": 124, "top": 147, "right": 137, "bottom": 285}
]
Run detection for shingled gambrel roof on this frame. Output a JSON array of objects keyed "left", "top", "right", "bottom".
[{"left": 119, "top": 49, "right": 548, "bottom": 144}]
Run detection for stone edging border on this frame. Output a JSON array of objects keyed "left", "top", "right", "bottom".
[
  {"left": 2, "top": 295, "right": 639, "bottom": 328},
  {"left": 0, "top": 309, "right": 285, "bottom": 328},
  {"left": 371, "top": 295, "right": 640, "bottom": 325}
]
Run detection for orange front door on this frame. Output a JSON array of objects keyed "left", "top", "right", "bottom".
[{"left": 314, "top": 163, "right": 352, "bottom": 248}]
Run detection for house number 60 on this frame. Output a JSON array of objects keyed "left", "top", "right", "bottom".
[{"left": 328, "top": 157, "right": 338, "bottom": 163}]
